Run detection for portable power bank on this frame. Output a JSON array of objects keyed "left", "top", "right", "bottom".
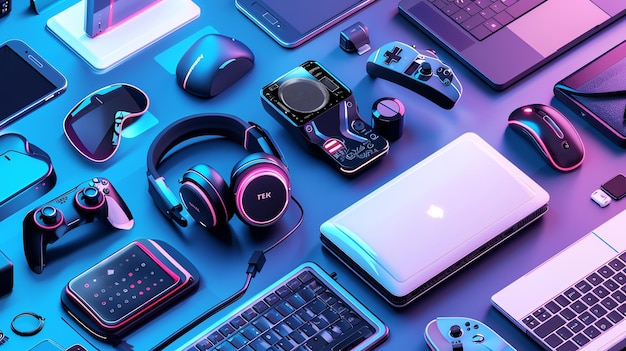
[{"left": 320, "top": 132, "right": 550, "bottom": 307}]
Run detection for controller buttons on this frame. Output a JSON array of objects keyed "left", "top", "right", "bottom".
[
  {"left": 472, "top": 334, "right": 485, "bottom": 343},
  {"left": 323, "top": 138, "right": 346, "bottom": 155},
  {"left": 352, "top": 120, "right": 366, "bottom": 132},
  {"left": 419, "top": 62, "right": 433, "bottom": 76},
  {"left": 39, "top": 206, "right": 62, "bottom": 226},
  {"left": 450, "top": 324, "right": 463, "bottom": 338},
  {"left": 383, "top": 46, "right": 403, "bottom": 65}
]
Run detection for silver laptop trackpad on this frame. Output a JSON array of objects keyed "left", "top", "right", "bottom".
[{"left": 508, "top": 0, "right": 610, "bottom": 57}]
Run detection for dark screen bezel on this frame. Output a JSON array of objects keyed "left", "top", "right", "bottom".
[
  {"left": 235, "top": 0, "right": 376, "bottom": 48},
  {"left": 0, "top": 39, "right": 67, "bottom": 128}
]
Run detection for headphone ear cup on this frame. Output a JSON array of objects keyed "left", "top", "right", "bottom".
[
  {"left": 180, "top": 164, "right": 234, "bottom": 229},
  {"left": 231, "top": 153, "right": 290, "bottom": 227}
]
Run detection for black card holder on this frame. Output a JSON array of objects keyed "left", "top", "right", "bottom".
[
  {"left": 554, "top": 39, "right": 626, "bottom": 147},
  {"left": 61, "top": 239, "right": 199, "bottom": 344}
]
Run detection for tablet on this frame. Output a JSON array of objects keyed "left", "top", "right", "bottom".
[
  {"left": 0, "top": 40, "right": 67, "bottom": 128},
  {"left": 554, "top": 40, "right": 626, "bottom": 147},
  {"left": 235, "top": 0, "right": 376, "bottom": 48}
]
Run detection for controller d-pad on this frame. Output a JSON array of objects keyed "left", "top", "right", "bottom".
[{"left": 383, "top": 46, "right": 403, "bottom": 65}]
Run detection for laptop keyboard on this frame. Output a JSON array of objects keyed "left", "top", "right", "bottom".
[
  {"left": 429, "top": 0, "right": 547, "bottom": 40},
  {"left": 522, "top": 251, "right": 626, "bottom": 351},
  {"left": 180, "top": 263, "right": 387, "bottom": 351}
]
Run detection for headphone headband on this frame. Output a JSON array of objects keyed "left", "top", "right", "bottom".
[
  {"left": 147, "top": 113, "right": 286, "bottom": 179},
  {"left": 146, "top": 114, "right": 288, "bottom": 227}
]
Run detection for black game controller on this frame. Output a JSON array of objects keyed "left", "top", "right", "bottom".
[
  {"left": 366, "top": 41, "right": 462, "bottom": 109},
  {"left": 23, "top": 177, "right": 134, "bottom": 274},
  {"left": 262, "top": 60, "right": 389, "bottom": 176}
]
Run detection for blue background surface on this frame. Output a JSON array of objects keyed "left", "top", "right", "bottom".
[{"left": 1, "top": 0, "right": 626, "bottom": 350}]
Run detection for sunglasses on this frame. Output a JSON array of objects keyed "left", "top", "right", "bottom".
[{"left": 63, "top": 83, "right": 149, "bottom": 162}]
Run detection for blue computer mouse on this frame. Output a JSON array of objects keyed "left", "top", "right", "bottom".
[
  {"left": 176, "top": 34, "right": 254, "bottom": 98},
  {"left": 508, "top": 104, "right": 585, "bottom": 172}
]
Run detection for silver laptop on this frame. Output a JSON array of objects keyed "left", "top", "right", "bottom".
[
  {"left": 320, "top": 132, "right": 550, "bottom": 307},
  {"left": 493, "top": 209, "right": 626, "bottom": 351},
  {"left": 398, "top": 0, "right": 626, "bottom": 90}
]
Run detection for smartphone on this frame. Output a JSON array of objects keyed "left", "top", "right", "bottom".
[
  {"left": 84, "top": 0, "right": 161, "bottom": 37},
  {"left": 235, "top": 0, "right": 377, "bottom": 48},
  {"left": 0, "top": 40, "right": 67, "bottom": 129},
  {"left": 602, "top": 174, "right": 626, "bottom": 200},
  {"left": 61, "top": 239, "right": 199, "bottom": 343}
]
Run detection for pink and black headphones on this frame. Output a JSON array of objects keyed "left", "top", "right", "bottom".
[{"left": 146, "top": 113, "right": 291, "bottom": 229}]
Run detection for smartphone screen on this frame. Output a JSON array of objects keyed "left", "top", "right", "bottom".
[
  {"left": 236, "top": 0, "right": 376, "bottom": 47},
  {"left": 0, "top": 40, "right": 67, "bottom": 128},
  {"left": 602, "top": 174, "right": 626, "bottom": 200}
]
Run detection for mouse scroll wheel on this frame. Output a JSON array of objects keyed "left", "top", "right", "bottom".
[{"left": 543, "top": 116, "right": 564, "bottom": 139}]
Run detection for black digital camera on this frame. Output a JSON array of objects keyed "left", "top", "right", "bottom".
[{"left": 261, "top": 60, "right": 388, "bottom": 175}]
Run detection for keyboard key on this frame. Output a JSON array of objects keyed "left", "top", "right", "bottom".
[
  {"left": 565, "top": 288, "right": 582, "bottom": 301},
  {"left": 219, "top": 324, "right": 236, "bottom": 337},
  {"left": 582, "top": 293, "right": 599, "bottom": 306},
  {"left": 613, "top": 290, "right": 626, "bottom": 303},
  {"left": 607, "top": 310, "right": 624, "bottom": 323},
  {"left": 195, "top": 339, "right": 213, "bottom": 350},
  {"left": 594, "top": 317, "right": 612, "bottom": 332},
  {"left": 555, "top": 295, "right": 571, "bottom": 307},
  {"left": 599, "top": 265, "right": 615, "bottom": 278},
  {"left": 583, "top": 325, "right": 601, "bottom": 339},
  {"left": 575, "top": 280, "right": 593, "bottom": 293},
  {"left": 572, "top": 332, "right": 590, "bottom": 346},
  {"left": 545, "top": 301, "right": 562, "bottom": 314},
  {"left": 587, "top": 272, "right": 604, "bottom": 286},
  {"left": 589, "top": 304, "right": 607, "bottom": 318},
  {"left": 556, "top": 326, "right": 573, "bottom": 340},
  {"left": 614, "top": 272, "right": 626, "bottom": 285},
  {"left": 571, "top": 301, "right": 587, "bottom": 313},
  {"left": 253, "top": 301, "right": 269, "bottom": 314},
  {"left": 534, "top": 315, "right": 565, "bottom": 338},
  {"left": 579, "top": 312, "right": 596, "bottom": 325},
  {"left": 567, "top": 320, "right": 584, "bottom": 333},
  {"left": 604, "top": 279, "right": 619, "bottom": 291},
  {"left": 609, "top": 258, "right": 625, "bottom": 271},
  {"left": 560, "top": 308, "right": 576, "bottom": 321},
  {"left": 545, "top": 333, "right": 563, "bottom": 348},
  {"left": 556, "top": 340, "right": 579, "bottom": 351},
  {"left": 265, "top": 293, "right": 281, "bottom": 306},
  {"left": 601, "top": 297, "right": 618, "bottom": 311}
]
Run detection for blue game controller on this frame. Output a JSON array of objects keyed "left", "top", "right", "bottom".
[
  {"left": 424, "top": 317, "right": 516, "bottom": 350},
  {"left": 366, "top": 41, "right": 462, "bottom": 109}
]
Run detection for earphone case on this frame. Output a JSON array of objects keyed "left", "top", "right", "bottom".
[{"left": 60, "top": 239, "right": 199, "bottom": 344}]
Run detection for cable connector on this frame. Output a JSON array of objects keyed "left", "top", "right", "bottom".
[{"left": 246, "top": 250, "right": 266, "bottom": 277}]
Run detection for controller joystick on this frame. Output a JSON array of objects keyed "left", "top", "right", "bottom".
[
  {"left": 23, "top": 177, "right": 134, "bottom": 274},
  {"left": 366, "top": 41, "right": 463, "bottom": 109},
  {"left": 424, "top": 317, "right": 516, "bottom": 351}
]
